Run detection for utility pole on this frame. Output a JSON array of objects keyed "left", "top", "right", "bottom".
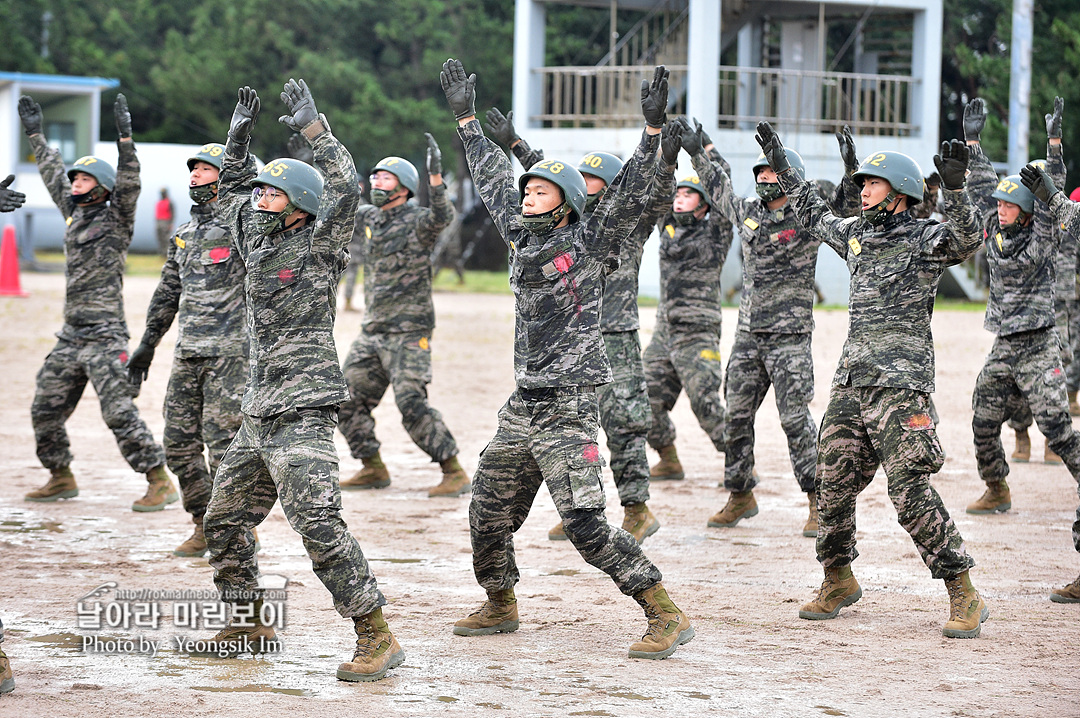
[{"left": 1007, "top": 0, "right": 1033, "bottom": 170}]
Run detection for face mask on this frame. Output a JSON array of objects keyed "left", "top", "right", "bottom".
[
  {"left": 72, "top": 186, "right": 107, "bottom": 205},
  {"left": 370, "top": 183, "right": 404, "bottom": 208},
  {"left": 673, "top": 210, "right": 699, "bottom": 227},
  {"left": 520, "top": 203, "right": 571, "bottom": 235},
  {"left": 755, "top": 182, "right": 784, "bottom": 202},
  {"left": 583, "top": 188, "right": 605, "bottom": 214},
  {"left": 189, "top": 181, "right": 218, "bottom": 204},
  {"left": 861, "top": 191, "right": 898, "bottom": 225}
]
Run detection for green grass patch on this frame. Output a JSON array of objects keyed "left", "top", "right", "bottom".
[
  {"left": 432, "top": 270, "right": 512, "bottom": 294},
  {"left": 36, "top": 251, "right": 166, "bottom": 276}
]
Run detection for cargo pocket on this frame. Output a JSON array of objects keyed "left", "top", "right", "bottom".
[{"left": 567, "top": 449, "right": 606, "bottom": 510}]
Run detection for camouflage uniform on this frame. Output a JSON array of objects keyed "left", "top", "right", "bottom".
[
  {"left": 511, "top": 139, "right": 675, "bottom": 505},
  {"left": 643, "top": 160, "right": 734, "bottom": 456},
  {"left": 28, "top": 134, "right": 165, "bottom": 474},
  {"left": 460, "top": 119, "right": 662, "bottom": 595},
  {"left": 776, "top": 167, "right": 982, "bottom": 579},
  {"left": 338, "top": 180, "right": 459, "bottom": 463},
  {"left": 967, "top": 144, "right": 1080, "bottom": 483},
  {"left": 203, "top": 120, "right": 384, "bottom": 617},
  {"left": 137, "top": 201, "right": 247, "bottom": 522},
  {"left": 341, "top": 207, "right": 365, "bottom": 307},
  {"left": 691, "top": 150, "right": 822, "bottom": 494}
]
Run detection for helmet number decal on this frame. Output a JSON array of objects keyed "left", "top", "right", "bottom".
[
  {"left": 202, "top": 144, "right": 223, "bottom": 156},
  {"left": 868, "top": 153, "right": 887, "bottom": 167},
  {"left": 536, "top": 160, "right": 564, "bottom": 174},
  {"left": 262, "top": 161, "right": 287, "bottom": 177},
  {"left": 75, "top": 157, "right": 97, "bottom": 167},
  {"left": 581, "top": 154, "right": 603, "bottom": 169},
  {"left": 383, "top": 158, "right": 399, "bottom": 166},
  {"left": 996, "top": 179, "right": 1019, "bottom": 194}
]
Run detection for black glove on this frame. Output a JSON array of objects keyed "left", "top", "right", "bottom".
[
  {"left": 754, "top": 121, "right": 791, "bottom": 175},
  {"left": 114, "top": 93, "right": 132, "bottom": 139},
  {"left": 924, "top": 171, "right": 942, "bottom": 190},
  {"left": 279, "top": 78, "right": 319, "bottom": 132},
  {"left": 699, "top": 123, "right": 714, "bottom": 149},
  {"left": 0, "top": 175, "right": 26, "bottom": 213},
  {"left": 425, "top": 132, "right": 442, "bottom": 176},
  {"left": 1020, "top": 163, "right": 1062, "bottom": 205},
  {"left": 286, "top": 133, "right": 314, "bottom": 163},
  {"left": 484, "top": 107, "right": 519, "bottom": 147},
  {"left": 18, "top": 95, "right": 42, "bottom": 137},
  {"left": 441, "top": 59, "right": 477, "bottom": 120},
  {"left": 963, "top": 98, "right": 986, "bottom": 143},
  {"left": 679, "top": 117, "right": 704, "bottom": 157},
  {"left": 230, "top": 86, "right": 260, "bottom": 144},
  {"left": 1046, "top": 96, "right": 1064, "bottom": 140},
  {"left": 933, "top": 139, "right": 970, "bottom": 190},
  {"left": 836, "top": 125, "right": 858, "bottom": 175},
  {"left": 640, "top": 65, "right": 670, "bottom": 128},
  {"left": 660, "top": 120, "right": 682, "bottom": 166},
  {"left": 126, "top": 343, "right": 155, "bottom": 387}
]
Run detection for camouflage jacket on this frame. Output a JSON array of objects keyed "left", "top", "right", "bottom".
[
  {"left": 693, "top": 151, "right": 820, "bottom": 335},
  {"left": 1048, "top": 193, "right": 1080, "bottom": 256},
  {"left": 460, "top": 120, "right": 661, "bottom": 388},
  {"left": 355, "top": 183, "right": 454, "bottom": 334},
  {"left": 30, "top": 134, "right": 139, "bottom": 341},
  {"left": 778, "top": 171, "right": 982, "bottom": 392},
  {"left": 139, "top": 202, "right": 247, "bottom": 358},
  {"left": 219, "top": 119, "right": 357, "bottom": 417},
  {"left": 512, "top": 139, "right": 675, "bottom": 333},
  {"left": 968, "top": 142, "right": 1066, "bottom": 336}
]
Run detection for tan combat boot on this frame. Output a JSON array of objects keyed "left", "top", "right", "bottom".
[
  {"left": 1011, "top": 428, "right": 1031, "bottom": 462},
  {"left": 453, "top": 589, "right": 519, "bottom": 636},
  {"left": 337, "top": 608, "right": 405, "bottom": 682},
  {"left": 649, "top": 445, "right": 685, "bottom": 481},
  {"left": 966, "top": 480, "right": 1011, "bottom": 514},
  {"left": 628, "top": 583, "right": 694, "bottom": 659},
  {"left": 1044, "top": 444, "right": 1063, "bottom": 465},
  {"left": 548, "top": 520, "right": 569, "bottom": 541},
  {"left": 174, "top": 518, "right": 207, "bottom": 557},
  {"left": 1070, "top": 390, "right": 1080, "bottom": 417},
  {"left": 799, "top": 565, "right": 862, "bottom": 620},
  {"left": 803, "top": 491, "right": 819, "bottom": 538},
  {"left": 622, "top": 503, "right": 660, "bottom": 545},
  {"left": 0, "top": 643, "right": 13, "bottom": 694},
  {"left": 341, "top": 453, "right": 391, "bottom": 490},
  {"left": 189, "top": 599, "right": 278, "bottom": 657},
  {"left": 132, "top": 466, "right": 179, "bottom": 512},
  {"left": 1049, "top": 574, "right": 1080, "bottom": 603},
  {"left": 428, "top": 456, "right": 471, "bottom": 497},
  {"left": 707, "top": 490, "right": 758, "bottom": 528},
  {"left": 942, "top": 570, "right": 989, "bottom": 638},
  {"left": 25, "top": 466, "right": 79, "bottom": 502}
]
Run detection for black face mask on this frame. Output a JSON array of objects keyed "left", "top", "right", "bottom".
[
  {"left": 584, "top": 188, "right": 606, "bottom": 214},
  {"left": 521, "top": 203, "right": 572, "bottom": 234},
  {"left": 189, "top": 181, "right": 218, "bottom": 204},
  {"left": 72, "top": 186, "right": 108, "bottom": 205},
  {"left": 755, "top": 182, "right": 784, "bottom": 202}
]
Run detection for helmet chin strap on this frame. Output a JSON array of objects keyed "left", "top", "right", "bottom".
[{"left": 521, "top": 202, "right": 571, "bottom": 234}]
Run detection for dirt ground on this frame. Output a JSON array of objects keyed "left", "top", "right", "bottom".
[{"left": 0, "top": 271, "right": 1077, "bottom": 718}]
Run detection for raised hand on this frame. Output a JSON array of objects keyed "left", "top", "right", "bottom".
[
  {"left": 114, "top": 93, "right": 132, "bottom": 139},
  {"left": 836, "top": 125, "right": 858, "bottom": 174},
  {"left": 18, "top": 95, "right": 42, "bottom": 136},
  {"left": 286, "top": 133, "right": 314, "bottom": 163},
  {"left": 1046, "top": 96, "right": 1064, "bottom": 140},
  {"left": 0, "top": 175, "right": 26, "bottom": 213},
  {"left": 230, "top": 86, "right": 260, "bottom": 144},
  {"left": 754, "top": 121, "right": 791, "bottom": 175},
  {"left": 279, "top": 78, "right": 319, "bottom": 132},
  {"left": 484, "top": 107, "right": 519, "bottom": 147},
  {"left": 679, "top": 117, "right": 703, "bottom": 157},
  {"left": 441, "top": 59, "right": 477, "bottom": 120},
  {"left": 425, "top": 132, "right": 443, "bottom": 176},
  {"left": 933, "top": 139, "right": 970, "bottom": 190},
  {"left": 640, "top": 65, "right": 670, "bottom": 128},
  {"left": 660, "top": 120, "right": 682, "bottom": 166},
  {"left": 963, "top": 98, "right": 986, "bottom": 143},
  {"left": 1020, "top": 162, "right": 1061, "bottom": 205}
]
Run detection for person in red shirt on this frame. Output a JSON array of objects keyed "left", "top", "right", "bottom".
[{"left": 155, "top": 187, "right": 175, "bottom": 256}]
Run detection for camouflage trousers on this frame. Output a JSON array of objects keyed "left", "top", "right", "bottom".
[
  {"left": 341, "top": 260, "right": 359, "bottom": 304},
  {"left": 1065, "top": 298, "right": 1080, "bottom": 392},
  {"left": 723, "top": 331, "right": 817, "bottom": 493},
  {"left": 339, "top": 330, "right": 459, "bottom": 463},
  {"left": 32, "top": 336, "right": 164, "bottom": 473},
  {"left": 470, "top": 387, "right": 662, "bottom": 596},
  {"left": 972, "top": 328, "right": 1080, "bottom": 484},
  {"left": 163, "top": 355, "right": 246, "bottom": 521},
  {"left": 597, "top": 331, "right": 651, "bottom": 505},
  {"left": 816, "top": 384, "right": 974, "bottom": 580},
  {"left": 643, "top": 322, "right": 726, "bottom": 453},
  {"left": 204, "top": 407, "right": 384, "bottom": 617}
]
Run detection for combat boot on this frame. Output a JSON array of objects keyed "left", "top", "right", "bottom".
[
  {"left": 132, "top": 466, "right": 179, "bottom": 512},
  {"left": 1044, "top": 444, "right": 1063, "bottom": 465},
  {"left": 799, "top": 565, "right": 862, "bottom": 620},
  {"left": 942, "top": 570, "right": 989, "bottom": 638},
  {"left": 337, "top": 608, "right": 405, "bottom": 682},
  {"left": 1069, "top": 390, "right": 1080, "bottom": 417},
  {"left": 25, "top": 466, "right": 78, "bottom": 502},
  {"left": 0, "top": 643, "right": 12, "bottom": 694},
  {"left": 803, "top": 491, "right": 819, "bottom": 538},
  {"left": 173, "top": 518, "right": 207, "bottom": 557},
  {"left": 1049, "top": 574, "right": 1080, "bottom": 603},
  {"left": 649, "top": 445, "right": 685, "bottom": 481},
  {"left": 1011, "top": 428, "right": 1031, "bottom": 462},
  {"left": 453, "top": 589, "right": 519, "bottom": 636},
  {"left": 707, "top": 490, "right": 758, "bottom": 528},
  {"left": 189, "top": 599, "right": 278, "bottom": 657},
  {"left": 622, "top": 503, "right": 660, "bottom": 545},
  {"left": 428, "top": 456, "right": 471, "bottom": 497},
  {"left": 341, "top": 453, "right": 390, "bottom": 490},
  {"left": 628, "top": 583, "right": 694, "bottom": 659},
  {"left": 548, "top": 520, "right": 569, "bottom": 541},
  {"left": 966, "top": 480, "right": 1011, "bottom": 514}
]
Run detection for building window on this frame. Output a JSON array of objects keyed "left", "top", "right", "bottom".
[{"left": 45, "top": 121, "right": 77, "bottom": 163}]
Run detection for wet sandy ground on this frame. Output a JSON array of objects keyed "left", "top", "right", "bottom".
[{"left": 0, "top": 272, "right": 1077, "bottom": 717}]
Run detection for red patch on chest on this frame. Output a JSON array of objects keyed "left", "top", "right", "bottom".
[
  {"left": 208, "top": 246, "right": 231, "bottom": 263},
  {"left": 119, "top": 351, "right": 129, "bottom": 363},
  {"left": 552, "top": 252, "right": 574, "bottom": 273},
  {"left": 902, "top": 413, "right": 933, "bottom": 430},
  {"left": 775, "top": 228, "right": 796, "bottom": 244},
  {"left": 278, "top": 268, "right": 295, "bottom": 282},
  {"left": 582, "top": 444, "right": 600, "bottom": 463}
]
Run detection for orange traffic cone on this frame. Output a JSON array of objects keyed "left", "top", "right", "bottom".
[{"left": 0, "top": 225, "right": 28, "bottom": 297}]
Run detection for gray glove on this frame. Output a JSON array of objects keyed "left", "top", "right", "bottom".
[
  {"left": 640, "top": 65, "right": 670, "bottom": 128},
  {"left": 230, "top": 86, "right": 260, "bottom": 144},
  {"left": 484, "top": 107, "right": 519, "bottom": 147},
  {"left": 114, "top": 93, "right": 132, "bottom": 139},
  {"left": 1020, "top": 162, "right": 1062, "bottom": 205},
  {"left": 18, "top": 95, "right": 42, "bottom": 137},
  {"left": 963, "top": 98, "right": 986, "bottom": 143},
  {"left": 836, "top": 125, "right": 858, "bottom": 175},
  {"left": 679, "top": 117, "right": 703, "bottom": 157},
  {"left": 1046, "top": 96, "right": 1064, "bottom": 140},
  {"left": 441, "top": 59, "right": 477, "bottom": 120},
  {"left": 286, "top": 133, "right": 314, "bottom": 163},
  {"left": 0, "top": 175, "right": 26, "bottom": 213},
  {"left": 425, "top": 132, "right": 442, "bottom": 176},
  {"left": 754, "top": 121, "right": 791, "bottom": 175},
  {"left": 933, "top": 139, "right": 970, "bottom": 190},
  {"left": 279, "top": 78, "right": 319, "bottom": 132},
  {"left": 660, "top": 120, "right": 682, "bottom": 166}
]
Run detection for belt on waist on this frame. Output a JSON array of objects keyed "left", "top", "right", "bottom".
[{"left": 518, "top": 385, "right": 595, "bottom": 402}]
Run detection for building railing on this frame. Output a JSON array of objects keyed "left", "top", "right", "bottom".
[{"left": 534, "top": 65, "right": 918, "bottom": 135}]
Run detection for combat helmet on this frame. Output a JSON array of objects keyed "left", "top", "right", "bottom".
[
  {"left": 577, "top": 151, "right": 624, "bottom": 213},
  {"left": 518, "top": 159, "right": 588, "bottom": 233},
  {"left": 187, "top": 143, "right": 225, "bottom": 203},
  {"left": 250, "top": 157, "right": 324, "bottom": 234},
  {"left": 752, "top": 149, "right": 805, "bottom": 201},
  {"left": 67, "top": 156, "right": 116, "bottom": 203},
  {"left": 673, "top": 174, "right": 710, "bottom": 226},
  {"left": 370, "top": 156, "right": 419, "bottom": 206},
  {"left": 991, "top": 174, "right": 1036, "bottom": 223},
  {"left": 852, "top": 151, "right": 924, "bottom": 224}
]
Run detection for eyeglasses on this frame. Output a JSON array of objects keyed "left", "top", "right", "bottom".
[{"left": 251, "top": 186, "right": 285, "bottom": 203}]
